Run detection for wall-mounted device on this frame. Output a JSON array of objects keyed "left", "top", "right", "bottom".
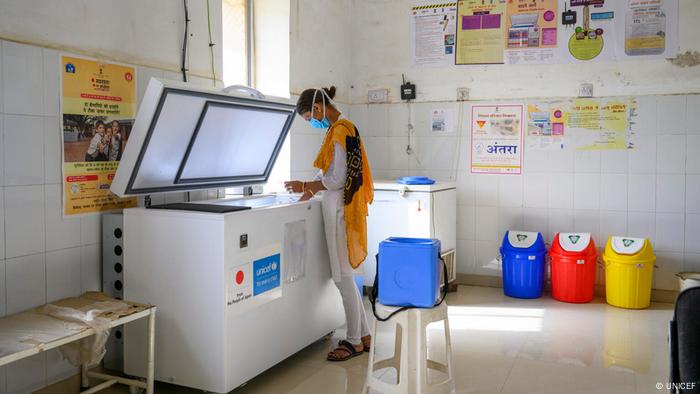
[{"left": 400, "top": 74, "right": 416, "bottom": 101}]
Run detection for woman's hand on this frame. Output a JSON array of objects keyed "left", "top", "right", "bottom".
[
  {"left": 284, "top": 181, "right": 304, "bottom": 193},
  {"left": 298, "top": 190, "right": 314, "bottom": 202}
]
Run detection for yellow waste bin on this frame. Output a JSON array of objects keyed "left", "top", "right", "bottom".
[{"left": 603, "top": 236, "right": 656, "bottom": 309}]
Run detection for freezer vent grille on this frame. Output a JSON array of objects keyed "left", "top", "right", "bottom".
[{"left": 441, "top": 249, "right": 457, "bottom": 285}]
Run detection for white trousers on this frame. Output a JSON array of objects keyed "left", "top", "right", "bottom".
[{"left": 335, "top": 274, "right": 371, "bottom": 345}]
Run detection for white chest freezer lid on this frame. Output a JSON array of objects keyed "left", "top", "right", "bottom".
[
  {"left": 558, "top": 233, "right": 591, "bottom": 252},
  {"left": 110, "top": 78, "right": 296, "bottom": 196},
  {"left": 373, "top": 180, "right": 456, "bottom": 192},
  {"left": 611, "top": 236, "right": 645, "bottom": 255}
]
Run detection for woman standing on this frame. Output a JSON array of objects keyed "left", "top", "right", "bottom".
[{"left": 285, "top": 86, "right": 374, "bottom": 362}]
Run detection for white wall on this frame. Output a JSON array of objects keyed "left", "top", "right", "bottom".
[
  {"left": 0, "top": 1, "right": 224, "bottom": 391},
  {"left": 288, "top": 0, "right": 700, "bottom": 292},
  {"left": 348, "top": 0, "right": 700, "bottom": 103},
  {"left": 0, "top": 0, "right": 223, "bottom": 83}
]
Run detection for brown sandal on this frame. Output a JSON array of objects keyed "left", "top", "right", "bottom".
[
  {"left": 362, "top": 335, "right": 371, "bottom": 353},
  {"left": 327, "top": 340, "right": 363, "bottom": 362}
]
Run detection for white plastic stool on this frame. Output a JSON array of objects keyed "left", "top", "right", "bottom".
[{"left": 363, "top": 302, "right": 455, "bottom": 394}]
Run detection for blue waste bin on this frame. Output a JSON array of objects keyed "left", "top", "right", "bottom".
[
  {"left": 378, "top": 237, "right": 441, "bottom": 307},
  {"left": 500, "top": 230, "right": 547, "bottom": 299}
]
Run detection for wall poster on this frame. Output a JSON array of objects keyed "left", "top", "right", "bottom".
[
  {"left": 471, "top": 104, "right": 524, "bottom": 174},
  {"left": 410, "top": 1, "right": 458, "bottom": 67},
  {"left": 61, "top": 55, "right": 137, "bottom": 216},
  {"left": 456, "top": 0, "right": 507, "bottom": 64}
]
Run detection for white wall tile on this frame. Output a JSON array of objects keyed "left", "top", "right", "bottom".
[
  {"left": 601, "top": 150, "right": 628, "bottom": 174},
  {"left": 6, "top": 354, "right": 46, "bottom": 394},
  {"left": 1, "top": 41, "right": 43, "bottom": 116},
  {"left": 498, "top": 176, "right": 523, "bottom": 208},
  {"left": 364, "top": 136, "right": 389, "bottom": 170},
  {"left": 6, "top": 254, "right": 45, "bottom": 314},
  {"left": 524, "top": 173, "right": 548, "bottom": 208},
  {"left": 42, "top": 49, "right": 60, "bottom": 117},
  {"left": 525, "top": 148, "right": 549, "bottom": 173},
  {"left": 80, "top": 214, "right": 101, "bottom": 245},
  {"left": 630, "top": 95, "right": 657, "bottom": 135},
  {"left": 548, "top": 209, "right": 574, "bottom": 243},
  {"left": 548, "top": 173, "right": 574, "bottom": 209},
  {"left": 548, "top": 149, "right": 574, "bottom": 173},
  {"left": 45, "top": 349, "right": 78, "bottom": 386},
  {"left": 388, "top": 103, "right": 409, "bottom": 137},
  {"left": 685, "top": 214, "right": 700, "bottom": 254},
  {"left": 627, "top": 212, "right": 656, "bottom": 244},
  {"left": 685, "top": 253, "right": 700, "bottom": 272},
  {"left": 498, "top": 207, "right": 523, "bottom": 242},
  {"left": 687, "top": 175, "right": 700, "bottom": 214},
  {"left": 574, "top": 210, "right": 600, "bottom": 245},
  {"left": 45, "top": 184, "right": 81, "bottom": 251},
  {"left": 474, "top": 206, "right": 498, "bottom": 242},
  {"left": 46, "top": 247, "right": 82, "bottom": 302},
  {"left": 574, "top": 151, "right": 601, "bottom": 173},
  {"left": 475, "top": 175, "right": 498, "bottom": 207},
  {"left": 655, "top": 252, "right": 683, "bottom": 290},
  {"left": 573, "top": 173, "right": 600, "bottom": 210},
  {"left": 474, "top": 240, "right": 501, "bottom": 276},
  {"left": 348, "top": 104, "right": 368, "bottom": 133},
  {"left": 628, "top": 174, "right": 656, "bottom": 212},
  {"left": 599, "top": 211, "right": 628, "bottom": 245},
  {"left": 656, "top": 174, "right": 685, "bottom": 213},
  {"left": 656, "top": 135, "right": 686, "bottom": 174},
  {"left": 430, "top": 137, "right": 457, "bottom": 171},
  {"left": 81, "top": 244, "right": 101, "bottom": 293},
  {"left": 523, "top": 208, "right": 548, "bottom": 236},
  {"left": 456, "top": 172, "right": 475, "bottom": 206},
  {"left": 290, "top": 134, "right": 322, "bottom": 173},
  {"left": 687, "top": 135, "right": 700, "bottom": 174},
  {"left": 628, "top": 135, "right": 656, "bottom": 174},
  {"left": 655, "top": 213, "right": 685, "bottom": 253},
  {"left": 4, "top": 185, "right": 45, "bottom": 258},
  {"left": 0, "top": 191, "right": 4, "bottom": 259},
  {"left": 43, "top": 117, "right": 61, "bottom": 184},
  {"left": 389, "top": 136, "right": 409, "bottom": 170},
  {"left": 3, "top": 115, "right": 44, "bottom": 186},
  {"left": 656, "top": 95, "right": 687, "bottom": 134},
  {"left": 367, "top": 104, "right": 389, "bottom": 136},
  {"left": 687, "top": 95, "right": 700, "bottom": 134},
  {"left": 0, "top": 115, "right": 4, "bottom": 186},
  {"left": 600, "top": 174, "right": 628, "bottom": 211},
  {"left": 456, "top": 239, "right": 475, "bottom": 274},
  {"left": 0, "top": 41, "right": 3, "bottom": 113},
  {"left": 457, "top": 204, "right": 475, "bottom": 240},
  {"left": 136, "top": 66, "right": 164, "bottom": 104},
  {"left": 0, "top": 260, "right": 5, "bottom": 317}
]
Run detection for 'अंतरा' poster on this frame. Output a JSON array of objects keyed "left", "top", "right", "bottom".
[{"left": 471, "top": 104, "right": 524, "bottom": 174}]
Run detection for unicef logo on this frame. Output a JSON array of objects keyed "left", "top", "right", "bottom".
[
  {"left": 65, "top": 63, "right": 76, "bottom": 73},
  {"left": 271, "top": 262, "right": 278, "bottom": 271}
]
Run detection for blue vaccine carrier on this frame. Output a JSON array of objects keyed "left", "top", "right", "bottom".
[{"left": 377, "top": 237, "right": 442, "bottom": 308}]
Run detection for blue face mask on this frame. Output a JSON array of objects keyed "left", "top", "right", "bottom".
[{"left": 309, "top": 117, "right": 331, "bottom": 129}]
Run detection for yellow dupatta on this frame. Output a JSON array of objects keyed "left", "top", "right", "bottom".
[{"left": 313, "top": 119, "right": 374, "bottom": 268}]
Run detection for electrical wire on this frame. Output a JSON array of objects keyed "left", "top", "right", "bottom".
[
  {"left": 181, "top": 0, "right": 190, "bottom": 82},
  {"left": 206, "top": 0, "right": 217, "bottom": 85}
]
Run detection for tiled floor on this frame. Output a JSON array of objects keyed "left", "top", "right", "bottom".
[{"left": 43, "top": 285, "right": 674, "bottom": 394}]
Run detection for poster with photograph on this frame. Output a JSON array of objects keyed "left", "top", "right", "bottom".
[
  {"left": 526, "top": 101, "right": 567, "bottom": 150},
  {"left": 471, "top": 104, "right": 524, "bottom": 174},
  {"left": 504, "top": 0, "right": 558, "bottom": 64},
  {"left": 61, "top": 55, "right": 137, "bottom": 216},
  {"left": 410, "top": 1, "right": 458, "bottom": 67},
  {"left": 431, "top": 108, "right": 455, "bottom": 133}
]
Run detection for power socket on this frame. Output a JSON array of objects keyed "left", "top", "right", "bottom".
[
  {"left": 368, "top": 89, "right": 389, "bottom": 103},
  {"left": 579, "top": 83, "right": 594, "bottom": 98},
  {"left": 457, "top": 87, "right": 470, "bottom": 101}
]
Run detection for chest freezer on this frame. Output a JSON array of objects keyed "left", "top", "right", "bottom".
[
  {"left": 110, "top": 78, "right": 343, "bottom": 393},
  {"left": 363, "top": 180, "right": 457, "bottom": 286}
]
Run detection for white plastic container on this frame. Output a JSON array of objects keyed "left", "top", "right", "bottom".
[{"left": 677, "top": 272, "right": 700, "bottom": 291}]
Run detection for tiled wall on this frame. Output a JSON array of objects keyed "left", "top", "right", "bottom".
[
  {"left": 0, "top": 40, "right": 221, "bottom": 393},
  {"left": 290, "top": 95, "right": 700, "bottom": 293}
]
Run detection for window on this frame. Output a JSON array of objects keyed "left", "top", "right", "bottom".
[{"left": 222, "top": 0, "right": 291, "bottom": 194}]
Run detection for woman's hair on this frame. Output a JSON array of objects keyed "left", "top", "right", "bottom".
[{"left": 296, "top": 86, "right": 336, "bottom": 115}]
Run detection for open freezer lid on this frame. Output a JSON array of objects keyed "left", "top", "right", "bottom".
[{"left": 111, "top": 78, "right": 296, "bottom": 196}]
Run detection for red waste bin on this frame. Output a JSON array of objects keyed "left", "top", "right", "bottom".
[{"left": 550, "top": 233, "right": 598, "bottom": 303}]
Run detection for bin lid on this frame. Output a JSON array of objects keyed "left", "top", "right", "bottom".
[
  {"left": 502, "top": 231, "right": 545, "bottom": 252},
  {"left": 111, "top": 78, "right": 296, "bottom": 196},
  {"left": 380, "top": 237, "right": 441, "bottom": 249},
  {"left": 611, "top": 236, "right": 645, "bottom": 255},
  {"left": 558, "top": 233, "right": 592, "bottom": 253}
]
